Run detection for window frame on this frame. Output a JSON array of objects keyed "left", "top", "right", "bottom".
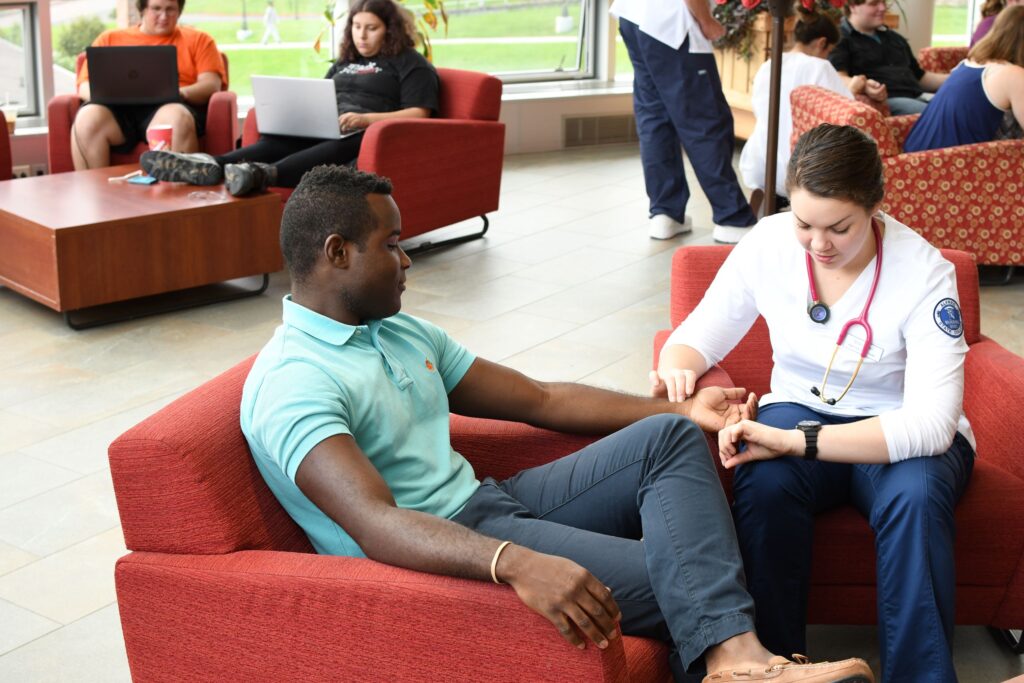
[{"left": 0, "top": 1, "right": 41, "bottom": 118}]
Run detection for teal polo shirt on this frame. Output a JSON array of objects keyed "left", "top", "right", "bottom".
[{"left": 240, "top": 296, "right": 480, "bottom": 557}]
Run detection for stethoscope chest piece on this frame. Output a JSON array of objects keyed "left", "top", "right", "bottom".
[{"left": 808, "top": 302, "right": 830, "bottom": 324}]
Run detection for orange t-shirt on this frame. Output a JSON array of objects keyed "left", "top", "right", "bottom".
[{"left": 77, "top": 25, "right": 227, "bottom": 90}]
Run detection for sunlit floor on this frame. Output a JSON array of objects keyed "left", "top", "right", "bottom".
[{"left": 0, "top": 144, "right": 1022, "bottom": 681}]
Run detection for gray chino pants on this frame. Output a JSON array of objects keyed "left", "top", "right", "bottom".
[{"left": 452, "top": 414, "right": 756, "bottom": 678}]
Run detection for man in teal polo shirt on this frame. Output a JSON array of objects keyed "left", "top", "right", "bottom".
[{"left": 240, "top": 165, "right": 872, "bottom": 683}]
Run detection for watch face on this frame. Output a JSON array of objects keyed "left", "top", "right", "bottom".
[{"left": 797, "top": 420, "right": 822, "bottom": 429}]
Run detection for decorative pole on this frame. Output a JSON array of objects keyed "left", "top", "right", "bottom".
[{"left": 763, "top": 0, "right": 790, "bottom": 216}]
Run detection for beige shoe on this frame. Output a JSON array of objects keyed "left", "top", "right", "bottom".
[
  {"left": 703, "top": 654, "right": 874, "bottom": 683},
  {"left": 649, "top": 214, "right": 693, "bottom": 240}
]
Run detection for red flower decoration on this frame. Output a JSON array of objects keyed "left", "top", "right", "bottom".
[{"left": 742, "top": 0, "right": 761, "bottom": 8}]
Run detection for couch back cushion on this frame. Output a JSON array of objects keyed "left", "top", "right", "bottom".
[
  {"left": 437, "top": 68, "right": 502, "bottom": 121},
  {"left": 790, "top": 85, "right": 900, "bottom": 158},
  {"left": 669, "top": 246, "right": 980, "bottom": 395},
  {"left": 108, "top": 357, "right": 314, "bottom": 556}
]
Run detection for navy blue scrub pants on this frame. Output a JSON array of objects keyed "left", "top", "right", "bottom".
[
  {"left": 618, "top": 20, "right": 755, "bottom": 229},
  {"left": 733, "top": 402, "right": 974, "bottom": 683},
  {"left": 453, "top": 414, "right": 756, "bottom": 679}
]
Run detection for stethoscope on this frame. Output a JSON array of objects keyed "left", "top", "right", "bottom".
[{"left": 806, "top": 219, "right": 883, "bottom": 406}]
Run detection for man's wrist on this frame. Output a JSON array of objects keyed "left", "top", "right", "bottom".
[{"left": 494, "top": 542, "right": 527, "bottom": 585}]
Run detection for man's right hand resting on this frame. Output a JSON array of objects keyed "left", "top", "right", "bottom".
[{"left": 496, "top": 543, "right": 622, "bottom": 650}]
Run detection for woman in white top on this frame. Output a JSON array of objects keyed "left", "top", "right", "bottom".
[
  {"left": 655, "top": 124, "right": 974, "bottom": 683},
  {"left": 739, "top": 7, "right": 884, "bottom": 211}
]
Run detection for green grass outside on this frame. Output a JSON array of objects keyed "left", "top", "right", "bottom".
[{"left": 222, "top": 41, "right": 581, "bottom": 95}]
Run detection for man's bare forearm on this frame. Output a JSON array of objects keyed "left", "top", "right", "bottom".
[{"left": 528, "top": 381, "right": 687, "bottom": 434}]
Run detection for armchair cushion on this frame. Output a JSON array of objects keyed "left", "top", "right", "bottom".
[{"left": 918, "top": 46, "right": 969, "bottom": 74}]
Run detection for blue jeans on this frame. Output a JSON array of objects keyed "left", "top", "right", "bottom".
[
  {"left": 887, "top": 96, "right": 929, "bottom": 116},
  {"left": 733, "top": 402, "right": 974, "bottom": 683},
  {"left": 618, "top": 20, "right": 755, "bottom": 228},
  {"left": 452, "top": 414, "right": 756, "bottom": 678}
]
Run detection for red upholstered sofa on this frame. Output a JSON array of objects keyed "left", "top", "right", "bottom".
[
  {"left": 918, "top": 46, "right": 969, "bottom": 74},
  {"left": 107, "top": 361, "right": 670, "bottom": 681},
  {"left": 790, "top": 85, "right": 1024, "bottom": 268},
  {"left": 653, "top": 245, "right": 1024, "bottom": 646},
  {"left": 241, "top": 67, "right": 505, "bottom": 252},
  {"left": 47, "top": 53, "right": 238, "bottom": 174}
]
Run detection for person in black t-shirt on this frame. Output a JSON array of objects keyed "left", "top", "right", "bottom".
[
  {"left": 141, "top": 0, "right": 438, "bottom": 196},
  {"left": 828, "top": 0, "right": 948, "bottom": 115}
]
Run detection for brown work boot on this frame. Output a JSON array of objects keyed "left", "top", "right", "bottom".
[
  {"left": 224, "top": 162, "right": 277, "bottom": 197},
  {"left": 703, "top": 654, "right": 874, "bottom": 682}
]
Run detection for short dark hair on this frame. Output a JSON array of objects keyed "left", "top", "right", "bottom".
[
  {"left": 137, "top": 0, "right": 184, "bottom": 14},
  {"left": 794, "top": 7, "right": 840, "bottom": 46},
  {"left": 280, "top": 165, "right": 394, "bottom": 284},
  {"left": 786, "top": 124, "right": 885, "bottom": 212},
  {"left": 338, "top": 0, "right": 416, "bottom": 62}
]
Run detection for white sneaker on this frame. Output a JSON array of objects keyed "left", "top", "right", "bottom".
[
  {"left": 649, "top": 214, "right": 693, "bottom": 240},
  {"left": 713, "top": 224, "right": 753, "bottom": 244}
]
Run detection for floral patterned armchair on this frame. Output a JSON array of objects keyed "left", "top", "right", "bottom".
[{"left": 790, "top": 85, "right": 1024, "bottom": 268}]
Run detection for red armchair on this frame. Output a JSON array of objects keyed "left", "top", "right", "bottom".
[
  {"left": 790, "top": 85, "right": 1024, "bottom": 268},
  {"left": 652, "top": 245, "right": 1024, "bottom": 651},
  {"left": 0, "top": 111, "right": 11, "bottom": 181},
  {"left": 47, "top": 52, "right": 238, "bottom": 174},
  {"left": 241, "top": 67, "right": 505, "bottom": 252},
  {"left": 107, "top": 360, "right": 670, "bottom": 681}
]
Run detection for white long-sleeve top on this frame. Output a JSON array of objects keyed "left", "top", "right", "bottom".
[
  {"left": 739, "top": 51, "right": 851, "bottom": 194},
  {"left": 610, "top": 0, "right": 713, "bottom": 53},
  {"left": 666, "top": 211, "right": 975, "bottom": 462}
]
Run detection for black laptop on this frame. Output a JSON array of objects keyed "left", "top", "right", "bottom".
[{"left": 86, "top": 45, "right": 179, "bottom": 106}]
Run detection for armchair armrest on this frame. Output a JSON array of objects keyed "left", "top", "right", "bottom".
[
  {"left": 203, "top": 90, "right": 238, "bottom": 156},
  {"left": 918, "top": 46, "right": 969, "bottom": 74},
  {"left": 47, "top": 94, "right": 81, "bottom": 174},
  {"left": 964, "top": 338, "right": 1024, "bottom": 483},
  {"left": 116, "top": 549, "right": 634, "bottom": 682}
]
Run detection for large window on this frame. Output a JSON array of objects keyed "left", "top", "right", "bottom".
[
  {"left": 178, "top": 0, "right": 598, "bottom": 99},
  {"left": 933, "top": 0, "right": 973, "bottom": 46},
  {"left": 0, "top": 3, "right": 39, "bottom": 117},
  {"left": 49, "top": 0, "right": 117, "bottom": 96}
]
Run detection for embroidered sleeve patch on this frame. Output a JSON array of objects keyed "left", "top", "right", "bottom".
[{"left": 933, "top": 298, "right": 964, "bottom": 338}]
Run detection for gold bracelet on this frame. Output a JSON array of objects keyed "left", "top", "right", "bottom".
[{"left": 490, "top": 541, "right": 513, "bottom": 584}]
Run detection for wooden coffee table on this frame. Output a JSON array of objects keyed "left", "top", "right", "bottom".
[{"left": 0, "top": 164, "right": 283, "bottom": 328}]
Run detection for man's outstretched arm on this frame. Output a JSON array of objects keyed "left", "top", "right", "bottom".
[
  {"left": 447, "top": 357, "right": 755, "bottom": 435},
  {"left": 295, "top": 434, "right": 622, "bottom": 650}
]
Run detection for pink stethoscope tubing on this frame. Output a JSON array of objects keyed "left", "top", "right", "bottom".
[{"left": 806, "top": 219, "right": 884, "bottom": 405}]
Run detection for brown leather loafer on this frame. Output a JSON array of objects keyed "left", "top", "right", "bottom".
[{"left": 703, "top": 654, "right": 874, "bottom": 682}]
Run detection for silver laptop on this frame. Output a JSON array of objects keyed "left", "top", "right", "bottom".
[{"left": 252, "top": 76, "right": 358, "bottom": 140}]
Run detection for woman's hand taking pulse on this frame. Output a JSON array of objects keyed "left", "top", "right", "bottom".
[
  {"left": 717, "top": 420, "right": 802, "bottom": 469},
  {"left": 338, "top": 112, "right": 372, "bottom": 131},
  {"left": 650, "top": 368, "right": 698, "bottom": 402}
]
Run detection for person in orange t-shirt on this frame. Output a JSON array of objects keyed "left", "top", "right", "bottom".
[{"left": 71, "top": 0, "right": 226, "bottom": 170}]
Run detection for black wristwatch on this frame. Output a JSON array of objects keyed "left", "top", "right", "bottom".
[{"left": 796, "top": 420, "right": 822, "bottom": 460}]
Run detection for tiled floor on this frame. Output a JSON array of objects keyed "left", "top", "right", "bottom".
[{"left": 1, "top": 144, "right": 1022, "bottom": 681}]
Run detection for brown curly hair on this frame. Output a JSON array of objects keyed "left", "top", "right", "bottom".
[
  {"left": 338, "top": 0, "right": 416, "bottom": 63},
  {"left": 981, "top": 0, "right": 1005, "bottom": 18}
]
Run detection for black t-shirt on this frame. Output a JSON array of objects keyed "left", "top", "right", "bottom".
[
  {"left": 829, "top": 19, "right": 925, "bottom": 99},
  {"left": 324, "top": 48, "right": 439, "bottom": 115}
]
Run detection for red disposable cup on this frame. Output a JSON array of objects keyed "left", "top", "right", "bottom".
[{"left": 147, "top": 125, "right": 173, "bottom": 151}]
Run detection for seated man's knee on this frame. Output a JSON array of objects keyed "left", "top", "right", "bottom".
[
  {"left": 155, "top": 104, "right": 196, "bottom": 133},
  {"left": 73, "top": 105, "right": 118, "bottom": 138}
]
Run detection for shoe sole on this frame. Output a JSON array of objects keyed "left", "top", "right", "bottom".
[
  {"left": 223, "top": 165, "right": 251, "bottom": 197},
  {"left": 141, "top": 152, "right": 223, "bottom": 186}
]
